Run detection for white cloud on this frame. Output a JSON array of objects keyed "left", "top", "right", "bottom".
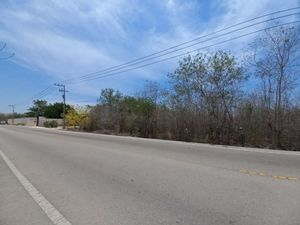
[{"left": 0, "top": 0, "right": 299, "bottom": 101}]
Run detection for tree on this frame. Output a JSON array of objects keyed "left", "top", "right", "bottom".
[
  {"left": 27, "top": 100, "right": 48, "bottom": 126},
  {"left": 98, "top": 88, "right": 122, "bottom": 106},
  {"left": 251, "top": 25, "right": 300, "bottom": 148},
  {"left": 122, "top": 97, "right": 156, "bottom": 137},
  {"left": 136, "top": 81, "right": 166, "bottom": 137},
  {"left": 97, "top": 88, "right": 123, "bottom": 131},
  {"left": 44, "top": 102, "right": 70, "bottom": 118},
  {"left": 68, "top": 46, "right": 300, "bottom": 150},
  {"left": 169, "top": 51, "right": 246, "bottom": 144},
  {"left": 66, "top": 106, "right": 89, "bottom": 128},
  {"left": 0, "top": 113, "right": 8, "bottom": 122}
]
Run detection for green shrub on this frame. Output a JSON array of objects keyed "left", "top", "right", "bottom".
[
  {"left": 49, "top": 120, "right": 58, "bottom": 128},
  {"left": 44, "top": 120, "right": 58, "bottom": 128}
]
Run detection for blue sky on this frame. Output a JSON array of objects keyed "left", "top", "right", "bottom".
[{"left": 0, "top": 0, "right": 299, "bottom": 113}]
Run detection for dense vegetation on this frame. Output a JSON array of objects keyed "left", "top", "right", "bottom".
[{"left": 26, "top": 100, "right": 71, "bottom": 119}]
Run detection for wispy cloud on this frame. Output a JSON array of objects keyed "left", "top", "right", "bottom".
[{"left": 0, "top": 0, "right": 299, "bottom": 107}]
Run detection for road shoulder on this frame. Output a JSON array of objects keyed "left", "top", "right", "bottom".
[{"left": 0, "top": 154, "right": 53, "bottom": 225}]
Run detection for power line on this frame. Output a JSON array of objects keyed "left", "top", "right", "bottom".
[
  {"left": 71, "top": 20, "right": 300, "bottom": 84},
  {"left": 14, "top": 85, "right": 56, "bottom": 106},
  {"left": 73, "top": 13, "right": 300, "bottom": 83},
  {"left": 34, "top": 87, "right": 56, "bottom": 99},
  {"left": 15, "top": 19, "right": 300, "bottom": 107},
  {"left": 12, "top": 7, "right": 300, "bottom": 106},
  {"left": 33, "top": 86, "right": 54, "bottom": 98},
  {"left": 62, "top": 7, "right": 300, "bottom": 83}
]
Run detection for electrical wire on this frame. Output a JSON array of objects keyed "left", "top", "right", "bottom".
[
  {"left": 61, "top": 7, "right": 300, "bottom": 83},
  {"left": 12, "top": 6, "right": 300, "bottom": 106},
  {"left": 72, "top": 20, "right": 300, "bottom": 84}
]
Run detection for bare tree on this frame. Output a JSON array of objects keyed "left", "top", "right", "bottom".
[{"left": 251, "top": 25, "right": 300, "bottom": 148}]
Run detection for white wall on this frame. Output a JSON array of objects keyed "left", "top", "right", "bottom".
[{"left": 7, "top": 117, "right": 63, "bottom": 127}]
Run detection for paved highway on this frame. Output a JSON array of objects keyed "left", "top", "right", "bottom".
[{"left": 0, "top": 126, "right": 299, "bottom": 225}]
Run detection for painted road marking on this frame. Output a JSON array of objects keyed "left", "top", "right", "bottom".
[
  {"left": 239, "top": 169, "right": 299, "bottom": 181},
  {"left": 0, "top": 150, "right": 72, "bottom": 225}
]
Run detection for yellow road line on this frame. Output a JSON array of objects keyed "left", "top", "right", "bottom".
[
  {"left": 239, "top": 169, "right": 299, "bottom": 181},
  {"left": 258, "top": 172, "right": 267, "bottom": 176},
  {"left": 272, "top": 175, "right": 287, "bottom": 180}
]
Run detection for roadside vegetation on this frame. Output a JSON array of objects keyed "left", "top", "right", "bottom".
[
  {"left": 5, "top": 26, "right": 300, "bottom": 151},
  {"left": 68, "top": 26, "right": 300, "bottom": 151}
]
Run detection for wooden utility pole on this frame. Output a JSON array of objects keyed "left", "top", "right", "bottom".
[
  {"left": 54, "top": 83, "right": 67, "bottom": 129},
  {"left": 8, "top": 105, "right": 15, "bottom": 125}
]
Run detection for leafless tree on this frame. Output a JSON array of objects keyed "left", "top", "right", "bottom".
[{"left": 251, "top": 25, "right": 300, "bottom": 148}]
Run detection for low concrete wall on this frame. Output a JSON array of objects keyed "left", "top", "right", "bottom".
[{"left": 7, "top": 117, "right": 63, "bottom": 127}]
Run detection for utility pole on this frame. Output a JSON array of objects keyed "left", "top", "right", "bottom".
[
  {"left": 54, "top": 83, "right": 67, "bottom": 129},
  {"left": 8, "top": 105, "right": 15, "bottom": 125}
]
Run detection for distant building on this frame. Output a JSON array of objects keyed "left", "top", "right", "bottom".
[{"left": 7, "top": 117, "right": 63, "bottom": 127}]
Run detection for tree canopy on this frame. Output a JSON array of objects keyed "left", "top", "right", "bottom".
[{"left": 26, "top": 100, "right": 70, "bottom": 118}]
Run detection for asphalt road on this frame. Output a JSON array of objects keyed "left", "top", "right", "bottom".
[{"left": 0, "top": 126, "right": 299, "bottom": 225}]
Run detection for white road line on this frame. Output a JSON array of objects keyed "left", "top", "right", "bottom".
[{"left": 0, "top": 150, "right": 72, "bottom": 225}]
